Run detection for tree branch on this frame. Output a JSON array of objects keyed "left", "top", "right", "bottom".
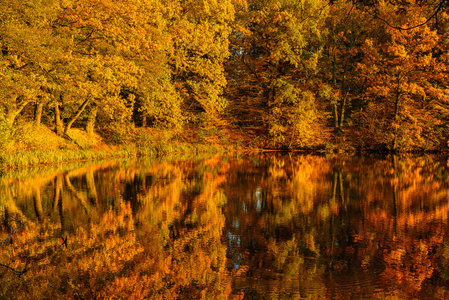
[
  {"left": 0, "top": 218, "right": 25, "bottom": 247},
  {"left": 0, "top": 261, "right": 28, "bottom": 276},
  {"left": 0, "top": 219, "right": 28, "bottom": 276},
  {"left": 374, "top": 0, "right": 446, "bottom": 30},
  {"left": 64, "top": 97, "right": 91, "bottom": 134}
]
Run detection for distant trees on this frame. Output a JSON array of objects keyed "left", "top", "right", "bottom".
[
  {"left": 225, "top": 0, "right": 448, "bottom": 150},
  {"left": 320, "top": 0, "right": 368, "bottom": 133},
  {"left": 226, "top": 0, "right": 329, "bottom": 146},
  {"left": 355, "top": 2, "right": 449, "bottom": 150}
]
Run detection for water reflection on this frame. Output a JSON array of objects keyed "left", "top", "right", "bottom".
[{"left": 0, "top": 154, "right": 448, "bottom": 299}]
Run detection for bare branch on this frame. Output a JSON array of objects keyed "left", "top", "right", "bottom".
[
  {"left": 0, "top": 218, "right": 25, "bottom": 247},
  {"left": 0, "top": 219, "right": 28, "bottom": 276},
  {"left": 0, "top": 261, "right": 28, "bottom": 276},
  {"left": 375, "top": 0, "right": 446, "bottom": 30}
]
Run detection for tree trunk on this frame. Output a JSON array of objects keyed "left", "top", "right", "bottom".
[
  {"left": 5, "top": 111, "right": 16, "bottom": 128},
  {"left": 338, "top": 100, "right": 345, "bottom": 130},
  {"left": 331, "top": 54, "right": 340, "bottom": 131},
  {"left": 338, "top": 59, "right": 349, "bottom": 130},
  {"left": 392, "top": 79, "right": 401, "bottom": 151},
  {"left": 5, "top": 96, "right": 30, "bottom": 127},
  {"left": 64, "top": 98, "right": 90, "bottom": 134},
  {"left": 86, "top": 169, "right": 98, "bottom": 206},
  {"left": 33, "top": 187, "right": 43, "bottom": 221},
  {"left": 85, "top": 103, "right": 97, "bottom": 134},
  {"left": 35, "top": 102, "right": 44, "bottom": 126},
  {"left": 142, "top": 113, "right": 147, "bottom": 128},
  {"left": 55, "top": 94, "right": 63, "bottom": 135},
  {"left": 338, "top": 92, "right": 349, "bottom": 130},
  {"left": 333, "top": 104, "right": 339, "bottom": 131}
]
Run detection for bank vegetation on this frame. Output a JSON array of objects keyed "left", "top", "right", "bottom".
[{"left": 1, "top": 0, "right": 448, "bottom": 167}]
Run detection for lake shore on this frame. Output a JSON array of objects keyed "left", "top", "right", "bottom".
[
  {"left": 0, "top": 123, "right": 240, "bottom": 169},
  {"left": 1, "top": 123, "right": 446, "bottom": 169}
]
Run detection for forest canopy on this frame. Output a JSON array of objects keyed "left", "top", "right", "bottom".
[{"left": 0, "top": 0, "right": 448, "bottom": 152}]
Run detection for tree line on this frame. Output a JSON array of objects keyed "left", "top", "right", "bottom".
[{"left": 0, "top": 0, "right": 448, "bottom": 151}]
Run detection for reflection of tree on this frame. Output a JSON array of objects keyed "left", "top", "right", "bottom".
[
  {"left": 52, "top": 174, "right": 64, "bottom": 232},
  {"left": 223, "top": 154, "right": 449, "bottom": 299},
  {"left": 85, "top": 169, "right": 98, "bottom": 206},
  {"left": 132, "top": 155, "right": 232, "bottom": 299},
  {"left": 0, "top": 154, "right": 448, "bottom": 299},
  {"left": 64, "top": 173, "right": 90, "bottom": 215},
  {"left": 328, "top": 155, "right": 449, "bottom": 299},
  {"left": 223, "top": 154, "right": 333, "bottom": 297},
  {"left": 359, "top": 156, "right": 449, "bottom": 298},
  {"left": 0, "top": 155, "right": 233, "bottom": 299},
  {"left": 32, "top": 186, "right": 43, "bottom": 221}
]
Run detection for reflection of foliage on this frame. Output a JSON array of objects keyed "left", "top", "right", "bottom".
[
  {"left": 0, "top": 155, "right": 233, "bottom": 299},
  {"left": 224, "top": 153, "right": 449, "bottom": 298},
  {"left": 0, "top": 218, "right": 27, "bottom": 276},
  {"left": 0, "top": 202, "right": 144, "bottom": 299},
  {"left": 133, "top": 155, "right": 231, "bottom": 298},
  {"left": 1, "top": 154, "right": 449, "bottom": 299}
]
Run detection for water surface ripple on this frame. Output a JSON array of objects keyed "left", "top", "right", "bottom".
[{"left": 0, "top": 154, "right": 448, "bottom": 299}]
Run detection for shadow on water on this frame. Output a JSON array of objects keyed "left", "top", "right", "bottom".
[{"left": 0, "top": 153, "right": 448, "bottom": 299}]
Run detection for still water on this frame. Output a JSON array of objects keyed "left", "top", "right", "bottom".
[{"left": 0, "top": 153, "right": 448, "bottom": 299}]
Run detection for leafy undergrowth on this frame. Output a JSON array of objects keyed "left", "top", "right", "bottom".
[
  {"left": 1, "top": 120, "right": 365, "bottom": 169},
  {"left": 133, "top": 127, "right": 234, "bottom": 156},
  {"left": 0, "top": 123, "right": 131, "bottom": 168},
  {"left": 0, "top": 123, "right": 238, "bottom": 168},
  {"left": 66, "top": 129, "right": 105, "bottom": 150},
  {"left": 5, "top": 124, "right": 66, "bottom": 152},
  {"left": 3, "top": 123, "right": 112, "bottom": 153}
]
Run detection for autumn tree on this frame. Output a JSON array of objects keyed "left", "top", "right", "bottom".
[
  {"left": 319, "top": 0, "right": 369, "bottom": 132},
  {"left": 0, "top": 0, "right": 61, "bottom": 128},
  {"left": 50, "top": 0, "right": 143, "bottom": 135},
  {"left": 100, "top": 0, "right": 183, "bottom": 130},
  {"left": 0, "top": 0, "right": 184, "bottom": 137},
  {"left": 168, "top": 0, "right": 235, "bottom": 126},
  {"left": 226, "top": 0, "right": 329, "bottom": 147},
  {"left": 356, "top": 1, "right": 449, "bottom": 150}
]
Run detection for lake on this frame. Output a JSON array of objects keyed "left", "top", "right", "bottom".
[{"left": 0, "top": 153, "right": 448, "bottom": 299}]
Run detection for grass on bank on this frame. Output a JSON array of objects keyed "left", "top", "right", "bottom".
[
  {"left": 0, "top": 123, "right": 131, "bottom": 168},
  {"left": 0, "top": 149, "right": 133, "bottom": 169},
  {"left": 0, "top": 122, "right": 238, "bottom": 169}
]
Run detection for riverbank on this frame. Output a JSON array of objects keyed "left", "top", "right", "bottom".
[
  {"left": 0, "top": 123, "right": 239, "bottom": 169},
  {"left": 1, "top": 122, "right": 445, "bottom": 169}
]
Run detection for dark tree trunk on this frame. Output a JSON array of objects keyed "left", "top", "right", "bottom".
[
  {"left": 331, "top": 54, "right": 340, "bottom": 131},
  {"left": 391, "top": 77, "right": 401, "bottom": 151},
  {"left": 33, "top": 187, "right": 43, "bottom": 221}
]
